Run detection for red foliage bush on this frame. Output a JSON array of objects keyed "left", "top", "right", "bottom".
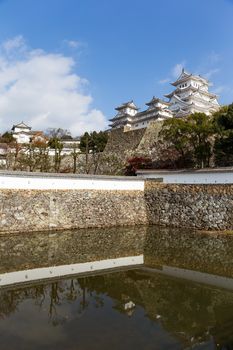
[{"left": 124, "top": 156, "right": 152, "bottom": 176}]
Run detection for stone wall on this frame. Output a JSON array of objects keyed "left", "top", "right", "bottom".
[
  {"left": 104, "top": 122, "right": 165, "bottom": 158},
  {"left": 145, "top": 181, "right": 233, "bottom": 230},
  {"left": 98, "top": 127, "right": 148, "bottom": 175},
  {"left": 104, "top": 127, "right": 146, "bottom": 159},
  {"left": 136, "top": 121, "right": 164, "bottom": 156},
  {"left": 102, "top": 121, "right": 170, "bottom": 173},
  {"left": 0, "top": 188, "right": 147, "bottom": 233},
  {"left": 1, "top": 173, "right": 233, "bottom": 233}
]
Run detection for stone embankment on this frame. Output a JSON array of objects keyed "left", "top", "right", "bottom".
[
  {"left": 0, "top": 171, "right": 233, "bottom": 233},
  {"left": 145, "top": 182, "right": 233, "bottom": 230},
  {"left": 102, "top": 121, "right": 166, "bottom": 166},
  {"left": 0, "top": 189, "right": 147, "bottom": 233},
  {"left": 0, "top": 172, "right": 147, "bottom": 233}
]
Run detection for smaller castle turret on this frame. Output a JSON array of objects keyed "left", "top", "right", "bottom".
[{"left": 109, "top": 101, "right": 139, "bottom": 129}]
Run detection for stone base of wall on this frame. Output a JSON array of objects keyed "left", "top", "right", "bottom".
[
  {"left": 145, "top": 182, "right": 233, "bottom": 230},
  {"left": 1, "top": 179, "right": 233, "bottom": 233},
  {"left": 0, "top": 189, "right": 148, "bottom": 233}
]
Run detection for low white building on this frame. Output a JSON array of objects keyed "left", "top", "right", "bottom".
[
  {"left": 12, "top": 122, "right": 33, "bottom": 144},
  {"left": 11, "top": 122, "right": 47, "bottom": 144},
  {"left": 60, "top": 137, "right": 80, "bottom": 155},
  {"left": 48, "top": 137, "right": 81, "bottom": 156},
  {"left": 11, "top": 122, "right": 80, "bottom": 155}
]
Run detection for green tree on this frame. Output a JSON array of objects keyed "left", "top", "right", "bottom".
[
  {"left": 48, "top": 137, "right": 63, "bottom": 172},
  {"left": 79, "top": 132, "right": 92, "bottom": 174},
  {"left": 70, "top": 142, "right": 80, "bottom": 174},
  {"left": 187, "top": 113, "right": 215, "bottom": 168},
  {"left": 79, "top": 131, "right": 108, "bottom": 174},
  {"left": 160, "top": 113, "right": 214, "bottom": 168},
  {"left": 0, "top": 131, "right": 15, "bottom": 144},
  {"left": 213, "top": 104, "right": 233, "bottom": 166},
  {"left": 160, "top": 118, "right": 190, "bottom": 162},
  {"left": 213, "top": 105, "right": 233, "bottom": 132}
]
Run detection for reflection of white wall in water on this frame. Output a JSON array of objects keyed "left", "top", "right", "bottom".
[
  {"left": 0, "top": 173, "right": 145, "bottom": 191},
  {"left": 143, "top": 266, "right": 233, "bottom": 291},
  {"left": 0, "top": 255, "right": 144, "bottom": 288}
]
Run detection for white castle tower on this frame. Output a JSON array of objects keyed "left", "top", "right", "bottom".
[
  {"left": 165, "top": 68, "right": 220, "bottom": 117},
  {"left": 109, "top": 98, "right": 172, "bottom": 130},
  {"left": 109, "top": 101, "right": 139, "bottom": 129},
  {"left": 144, "top": 96, "right": 173, "bottom": 121}
]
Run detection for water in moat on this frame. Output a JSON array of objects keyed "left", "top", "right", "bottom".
[{"left": 1, "top": 225, "right": 233, "bottom": 350}]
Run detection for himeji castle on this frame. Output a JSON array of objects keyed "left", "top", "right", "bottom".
[
  {"left": 109, "top": 69, "right": 220, "bottom": 131},
  {"left": 165, "top": 68, "right": 220, "bottom": 118}
]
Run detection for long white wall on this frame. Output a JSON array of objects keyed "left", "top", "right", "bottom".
[
  {"left": 137, "top": 170, "right": 233, "bottom": 184},
  {"left": 0, "top": 172, "right": 145, "bottom": 191}
]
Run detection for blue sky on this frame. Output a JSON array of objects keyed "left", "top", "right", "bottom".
[{"left": 0, "top": 0, "right": 232, "bottom": 135}]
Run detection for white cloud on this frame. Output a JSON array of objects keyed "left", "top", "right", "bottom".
[
  {"left": 2, "top": 35, "right": 26, "bottom": 53},
  {"left": 212, "top": 84, "right": 233, "bottom": 98},
  {"left": 64, "top": 40, "right": 82, "bottom": 49},
  {"left": 158, "top": 78, "right": 170, "bottom": 84},
  {"left": 0, "top": 36, "right": 107, "bottom": 135},
  {"left": 158, "top": 61, "right": 186, "bottom": 85},
  {"left": 213, "top": 85, "right": 225, "bottom": 94},
  {"left": 208, "top": 51, "right": 221, "bottom": 64},
  {"left": 204, "top": 68, "right": 220, "bottom": 79},
  {"left": 171, "top": 61, "right": 186, "bottom": 78}
]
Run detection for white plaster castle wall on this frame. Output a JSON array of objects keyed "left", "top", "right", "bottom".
[
  {"left": 137, "top": 170, "right": 233, "bottom": 184},
  {"left": 0, "top": 173, "right": 145, "bottom": 191},
  {"left": 125, "top": 108, "right": 137, "bottom": 116},
  {"left": 13, "top": 133, "right": 31, "bottom": 144},
  {"left": 14, "top": 126, "right": 30, "bottom": 133},
  {"left": 131, "top": 120, "right": 149, "bottom": 130}
]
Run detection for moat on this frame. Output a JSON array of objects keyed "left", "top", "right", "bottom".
[{"left": 1, "top": 225, "right": 233, "bottom": 349}]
